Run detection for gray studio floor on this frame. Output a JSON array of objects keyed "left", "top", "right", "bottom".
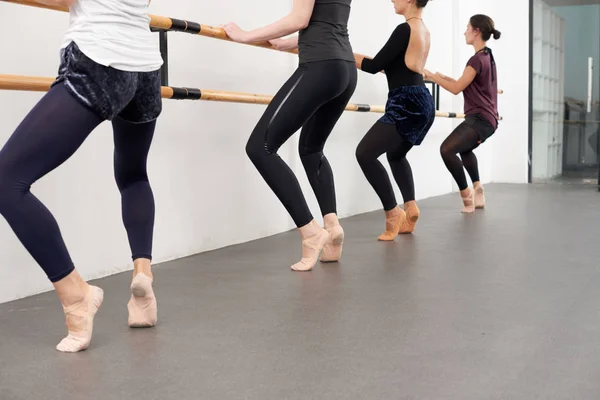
[{"left": 1, "top": 183, "right": 600, "bottom": 400}]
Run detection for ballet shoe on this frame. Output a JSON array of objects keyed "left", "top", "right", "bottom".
[
  {"left": 399, "top": 203, "right": 420, "bottom": 234},
  {"left": 474, "top": 185, "right": 485, "bottom": 209},
  {"left": 128, "top": 273, "right": 157, "bottom": 328},
  {"left": 291, "top": 228, "right": 330, "bottom": 272},
  {"left": 320, "top": 223, "right": 344, "bottom": 262},
  {"left": 461, "top": 188, "right": 475, "bottom": 213},
  {"left": 378, "top": 207, "right": 406, "bottom": 241},
  {"left": 56, "top": 286, "right": 104, "bottom": 353}
]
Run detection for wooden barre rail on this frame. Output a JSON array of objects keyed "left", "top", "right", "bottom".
[
  {"left": 2, "top": 0, "right": 505, "bottom": 95},
  {"left": 0, "top": 74, "right": 477, "bottom": 119}
]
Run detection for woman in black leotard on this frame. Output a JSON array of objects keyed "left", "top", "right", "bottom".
[
  {"left": 355, "top": 0, "right": 434, "bottom": 241},
  {"left": 224, "top": 0, "right": 357, "bottom": 272}
]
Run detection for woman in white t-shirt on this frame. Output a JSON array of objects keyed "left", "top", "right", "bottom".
[{"left": 0, "top": 0, "right": 163, "bottom": 352}]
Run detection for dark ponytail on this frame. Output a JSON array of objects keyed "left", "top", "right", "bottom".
[
  {"left": 470, "top": 14, "right": 499, "bottom": 83},
  {"left": 416, "top": 0, "right": 430, "bottom": 8},
  {"left": 470, "top": 14, "right": 500, "bottom": 41}
]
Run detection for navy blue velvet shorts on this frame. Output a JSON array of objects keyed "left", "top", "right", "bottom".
[
  {"left": 378, "top": 85, "right": 435, "bottom": 146},
  {"left": 51, "top": 41, "right": 162, "bottom": 123}
]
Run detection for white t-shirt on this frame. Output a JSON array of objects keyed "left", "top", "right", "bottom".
[{"left": 61, "top": 0, "right": 164, "bottom": 72}]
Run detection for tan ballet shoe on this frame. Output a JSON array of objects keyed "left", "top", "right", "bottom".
[
  {"left": 291, "top": 228, "right": 330, "bottom": 271},
  {"left": 461, "top": 188, "right": 475, "bottom": 213},
  {"left": 474, "top": 184, "right": 485, "bottom": 209},
  {"left": 320, "top": 223, "right": 344, "bottom": 262},
  {"left": 399, "top": 202, "right": 420, "bottom": 234},
  {"left": 128, "top": 273, "right": 157, "bottom": 328},
  {"left": 378, "top": 206, "right": 406, "bottom": 241},
  {"left": 56, "top": 286, "right": 104, "bottom": 353}
]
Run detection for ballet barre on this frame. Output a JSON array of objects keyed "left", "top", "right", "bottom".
[{"left": 0, "top": 74, "right": 494, "bottom": 119}]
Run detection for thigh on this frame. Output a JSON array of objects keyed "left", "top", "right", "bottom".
[
  {"left": 357, "top": 122, "right": 404, "bottom": 160},
  {"left": 250, "top": 63, "right": 340, "bottom": 153},
  {"left": 300, "top": 64, "right": 358, "bottom": 153},
  {"left": 386, "top": 137, "right": 413, "bottom": 162},
  {"left": 113, "top": 118, "right": 156, "bottom": 160},
  {"left": 440, "top": 120, "right": 481, "bottom": 155},
  {"left": 0, "top": 82, "right": 103, "bottom": 183},
  {"left": 118, "top": 70, "right": 163, "bottom": 124},
  {"left": 465, "top": 114, "right": 496, "bottom": 143}
]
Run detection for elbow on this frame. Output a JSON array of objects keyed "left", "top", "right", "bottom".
[
  {"left": 295, "top": 18, "right": 309, "bottom": 31},
  {"left": 449, "top": 86, "right": 462, "bottom": 95},
  {"left": 291, "top": 13, "right": 310, "bottom": 31}
]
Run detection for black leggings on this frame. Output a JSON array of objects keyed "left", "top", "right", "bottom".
[
  {"left": 356, "top": 122, "right": 415, "bottom": 211},
  {"left": 246, "top": 60, "right": 357, "bottom": 227},
  {"left": 0, "top": 82, "right": 155, "bottom": 282},
  {"left": 440, "top": 122, "right": 482, "bottom": 191}
]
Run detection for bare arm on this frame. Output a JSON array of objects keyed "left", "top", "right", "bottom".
[
  {"left": 269, "top": 35, "right": 299, "bottom": 51},
  {"left": 223, "top": 0, "right": 314, "bottom": 44},
  {"left": 427, "top": 66, "right": 477, "bottom": 95}
]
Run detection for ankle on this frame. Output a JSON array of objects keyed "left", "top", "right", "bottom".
[
  {"left": 298, "top": 219, "right": 322, "bottom": 240},
  {"left": 384, "top": 206, "right": 401, "bottom": 218},
  {"left": 473, "top": 181, "right": 483, "bottom": 189},
  {"left": 460, "top": 188, "right": 472, "bottom": 198},
  {"left": 53, "top": 270, "right": 90, "bottom": 308},
  {"left": 322, "top": 213, "right": 339, "bottom": 229},
  {"left": 404, "top": 200, "right": 417, "bottom": 210},
  {"left": 133, "top": 258, "right": 153, "bottom": 279}
]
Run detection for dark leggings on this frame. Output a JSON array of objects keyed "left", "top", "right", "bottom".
[
  {"left": 246, "top": 60, "right": 357, "bottom": 227},
  {"left": 440, "top": 122, "right": 481, "bottom": 191},
  {"left": 0, "top": 82, "right": 155, "bottom": 282},
  {"left": 356, "top": 122, "right": 414, "bottom": 211}
]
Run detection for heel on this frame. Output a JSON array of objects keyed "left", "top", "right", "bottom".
[
  {"left": 461, "top": 189, "right": 475, "bottom": 213},
  {"left": 320, "top": 225, "right": 344, "bottom": 263},
  {"left": 474, "top": 186, "right": 485, "bottom": 209},
  {"left": 378, "top": 208, "right": 406, "bottom": 241},
  {"left": 399, "top": 205, "right": 420, "bottom": 234},
  {"left": 131, "top": 273, "right": 152, "bottom": 298}
]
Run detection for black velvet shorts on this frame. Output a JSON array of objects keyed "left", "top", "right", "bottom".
[
  {"left": 52, "top": 41, "right": 162, "bottom": 123},
  {"left": 463, "top": 113, "right": 496, "bottom": 144},
  {"left": 379, "top": 85, "right": 435, "bottom": 146}
]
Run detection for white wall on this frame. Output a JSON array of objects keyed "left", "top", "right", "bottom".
[{"left": 0, "top": 0, "right": 530, "bottom": 303}]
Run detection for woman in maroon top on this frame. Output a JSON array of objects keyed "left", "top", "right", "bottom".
[{"left": 425, "top": 14, "right": 500, "bottom": 213}]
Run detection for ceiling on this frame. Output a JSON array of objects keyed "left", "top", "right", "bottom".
[{"left": 544, "top": 0, "right": 600, "bottom": 5}]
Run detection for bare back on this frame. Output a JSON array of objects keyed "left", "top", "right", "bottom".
[{"left": 405, "top": 20, "right": 431, "bottom": 74}]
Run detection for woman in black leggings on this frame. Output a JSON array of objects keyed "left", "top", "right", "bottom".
[
  {"left": 355, "top": 0, "right": 434, "bottom": 241},
  {"left": 425, "top": 14, "right": 500, "bottom": 213},
  {"left": 224, "top": 0, "right": 357, "bottom": 271}
]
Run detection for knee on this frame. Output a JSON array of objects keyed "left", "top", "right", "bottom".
[
  {"left": 245, "top": 136, "right": 279, "bottom": 164},
  {"left": 114, "top": 163, "right": 148, "bottom": 192},
  {"left": 355, "top": 144, "right": 370, "bottom": 166},
  {"left": 440, "top": 143, "right": 453, "bottom": 160},
  {"left": 245, "top": 139, "right": 264, "bottom": 164},
  {"left": 298, "top": 147, "right": 322, "bottom": 164}
]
